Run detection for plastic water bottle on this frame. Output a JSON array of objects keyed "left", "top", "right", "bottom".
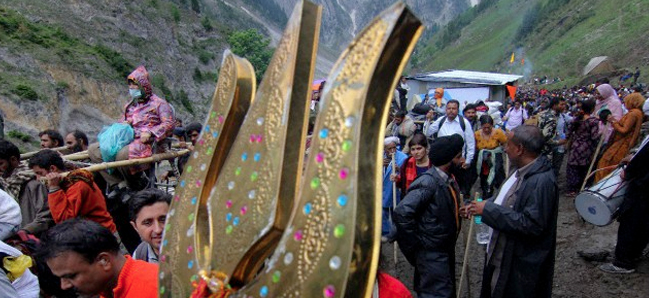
[{"left": 474, "top": 197, "right": 490, "bottom": 245}]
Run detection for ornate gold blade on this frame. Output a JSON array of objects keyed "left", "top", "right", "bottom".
[
  {"left": 233, "top": 2, "right": 422, "bottom": 298},
  {"left": 158, "top": 50, "right": 256, "bottom": 297},
  {"left": 205, "top": 0, "right": 320, "bottom": 289}
]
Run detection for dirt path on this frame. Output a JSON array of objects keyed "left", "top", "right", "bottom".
[{"left": 380, "top": 172, "right": 649, "bottom": 297}]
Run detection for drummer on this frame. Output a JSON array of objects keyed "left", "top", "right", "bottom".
[
  {"left": 599, "top": 137, "right": 649, "bottom": 274},
  {"left": 87, "top": 65, "right": 175, "bottom": 194}
]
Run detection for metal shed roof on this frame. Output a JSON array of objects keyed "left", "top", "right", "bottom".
[{"left": 411, "top": 70, "right": 523, "bottom": 86}]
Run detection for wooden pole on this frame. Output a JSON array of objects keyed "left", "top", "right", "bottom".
[
  {"left": 457, "top": 192, "right": 479, "bottom": 298},
  {"left": 391, "top": 152, "right": 398, "bottom": 266},
  {"left": 20, "top": 146, "right": 69, "bottom": 160},
  {"left": 62, "top": 152, "right": 90, "bottom": 161},
  {"left": 59, "top": 149, "right": 190, "bottom": 178},
  {"left": 581, "top": 124, "right": 608, "bottom": 191}
]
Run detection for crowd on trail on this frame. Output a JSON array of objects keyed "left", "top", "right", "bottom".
[
  {"left": 382, "top": 76, "right": 649, "bottom": 297},
  {"left": 0, "top": 65, "right": 647, "bottom": 298}
]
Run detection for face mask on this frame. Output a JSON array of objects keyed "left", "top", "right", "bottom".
[{"left": 129, "top": 89, "right": 142, "bottom": 99}]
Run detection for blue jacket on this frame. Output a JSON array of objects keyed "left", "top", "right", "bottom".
[{"left": 382, "top": 150, "right": 407, "bottom": 208}]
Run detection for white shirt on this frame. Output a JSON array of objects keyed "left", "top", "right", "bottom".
[
  {"left": 504, "top": 107, "right": 528, "bottom": 131},
  {"left": 0, "top": 189, "right": 21, "bottom": 228},
  {"left": 426, "top": 115, "right": 476, "bottom": 163}
]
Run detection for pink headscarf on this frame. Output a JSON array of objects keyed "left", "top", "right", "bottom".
[{"left": 595, "top": 84, "right": 624, "bottom": 143}]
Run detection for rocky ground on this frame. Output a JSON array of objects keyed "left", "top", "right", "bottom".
[{"left": 379, "top": 169, "right": 649, "bottom": 297}]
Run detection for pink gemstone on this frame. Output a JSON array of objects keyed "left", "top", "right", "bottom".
[
  {"left": 174, "top": 196, "right": 180, "bottom": 202},
  {"left": 160, "top": 255, "right": 167, "bottom": 262},
  {"left": 294, "top": 230, "right": 303, "bottom": 241},
  {"left": 250, "top": 135, "right": 255, "bottom": 143},
  {"left": 226, "top": 200, "right": 233, "bottom": 208},
  {"left": 187, "top": 246, "right": 193, "bottom": 254},
  {"left": 316, "top": 152, "right": 324, "bottom": 163},
  {"left": 240, "top": 206, "right": 248, "bottom": 215},
  {"left": 324, "top": 285, "right": 335, "bottom": 297},
  {"left": 256, "top": 134, "right": 263, "bottom": 143},
  {"left": 198, "top": 139, "right": 205, "bottom": 145},
  {"left": 218, "top": 116, "right": 224, "bottom": 123},
  {"left": 339, "top": 168, "right": 349, "bottom": 180},
  {"left": 196, "top": 180, "right": 202, "bottom": 187}
]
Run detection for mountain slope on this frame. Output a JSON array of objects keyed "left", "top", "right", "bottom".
[{"left": 410, "top": 0, "right": 649, "bottom": 85}]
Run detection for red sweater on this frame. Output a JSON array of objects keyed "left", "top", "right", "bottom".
[
  {"left": 378, "top": 272, "right": 412, "bottom": 298},
  {"left": 102, "top": 256, "right": 159, "bottom": 298},
  {"left": 48, "top": 179, "right": 117, "bottom": 233}
]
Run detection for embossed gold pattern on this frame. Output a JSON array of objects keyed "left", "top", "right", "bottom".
[{"left": 160, "top": 1, "right": 421, "bottom": 297}]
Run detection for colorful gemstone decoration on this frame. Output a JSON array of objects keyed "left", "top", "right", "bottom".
[
  {"left": 159, "top": 271, "right": 165, "bottom": 279},
  {"left": 226, "top": 213, "right": 232, "bottom": 222},
  {"left": 162, "top": 239, "right": 168, "bottom": 247},
  {"left": 342, "top": 140, "right": 352, "bottom": 152},
  {"left": 160, "top": 286, "right": 166, "bottom": 294},
  {"left": 180, "top": 180, "right": 186, "bottom": 188},
  {"left": 235, "top": 167, "right": 242, "bottom": 176},
  {"left": 303, "top": 203, "right": 312, "bottom": 215},
  {"left": 293, "top": 230, "right": 303, "bottom": 241},
  {"left": 257, "top": 117, "right": 264, "bottom": 126},
  {"left": 169, "top": 209, "right": 176, "bottom": 216},
  {"left": 186, "top": 246, "right": 193, "bottom": 254},
  {"left": 334, "top": 224, "right": 345, "bottom": 238},
  {"left": 284, "top": 252, "right": 294, "bottom": 265},
  {"left": 256, "top": 134, "right": 263, "bottom": 143},
  {"left": 174, "top": 195, "right": 180, "bottom": 202},
  {"left": 186, "top": 165, "right": 193, "bottom": 173},
  {"left": 242, "top": 152, "right": 248, "bottom": 161},
  {"left": 272, "top": 271, "right": 281, "bottom": 283},
  {"left": 228, "top": 181, "right": 235, "bottom": 190},
  {"left": 233, "top": 217, "right": 240, "bottom": 226},
  {"left": 218, "top": 115, "right": 224, "bottom": 123},
  {"left": 211, "top": 111, "right": 217, "bottom": 119},
  {"left": 205, "top": 125, "right": 211, "bottom": 132},
  {"left": 260, "top": 286, "right": 269, "bottom": 297},
  {"left": 161, "top": 255, "right": 167, "bottom": 262},
  {"left": 165, "top": 224, "right": 171, "bottom": 231},
  {"left": 188, "top": 213, "right": 195, "bottom": 221},
  {"left": 226, "top": 225, "right": 233, "bottom": 234},
  {"left": 250, "top": 134, "right": 256, "bottom": 143},
  {"left": 337, "top": 195, "right": 348, "bottom": 207},
  {"left": 344, "top": 116, "right": 355, "bottom": 127},
  {"left": 196, "top": 180, "right": 202, "bottom": 187},
  {"left": 201, "top": 163, "right": 207, "bottom": 171},
  {"left": 240, "top": 205, "right": 248, "bottom": 215},
  {"left": 198, "top": 139, "right": 205, "bottom": 146},
  {"left": 191, "top": 197, "right": 197, "bottom": 205},
  {"left": 316, "top": 152, "right": 324, "bottom": 163},
  {"left": 319, "top": 128, "right": 329, "bottom": 139},
  {"left": 226, "top": 200, "right": 233, "bottom": 208},
  {"left": 310, "top": 177, "right": 321, "bottom": 190},
  {"left": 193, "top": 152, "right": 198, "bottom": 159},
  {"left": 339, "top": 168, "right": 349, "bottom": 180},
  {"left": 254, "top": 152, "right": 261, "bottom": 162},
  {"left": 191, "top": 275, "right": 198, "bottom": 282},
  {"left": 329, "top": 256, "right": 341, "bottom": 270},
  {"left": 188, "top": 260, "right": 194, "bottom": 269},
  {"left": 324, "top": 285, "right": 335, "bottom": 298},
  {"left": 248, "top": 190, "right": 256, "bottom": 199},
  {"left": 250, "top": 172, "right": 259, "bottom": 182},
  {"left": 206, "top": 147, "right": 213, "bottom": 155}
]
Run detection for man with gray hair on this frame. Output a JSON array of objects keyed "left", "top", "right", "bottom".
[
  {"left": 381, "top": 136, "right": 407, "bottom": 240},
  {"left": 466, "top": 125, "right": 559, "bottom": 298}
]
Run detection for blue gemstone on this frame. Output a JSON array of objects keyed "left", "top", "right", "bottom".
[
  {"left": 212, "top": 131, "right": 219, "bottom": 138},
  {"left": 233, "top": 217, "right": 240, "bottom": 226},
  {"left": 163, "top": 239, "right": 168, "bottom": 246},
  {"left": 226, "top": 213, "right": 232, "bottom": 222},
  {"left": 260, "top": 286, "right": 269, "bottom": 297},
  {"left": 188, "top": 260, "right": 193, "bottom": 269},
  {"left": 319, "top": 128, "right": 329, "bottom": 139},
  {"left": 254, "top": 153, "right": 261, "bottom": 162},
  {"left": 242, "top": 152, "right": 248, "bottom": 161},
  {"left": 337, "top": 195, "right": 348, "bottom": 207},
  {"left": 180, "top": 180, "right": 186, "bottom": 188},
  {"left": 191, "top": 197, "right": 197, "bottom": 205},
  {"left": 204, "top": 125, "right": 210, "bottom": 132},
  {"left": 303, "top": 203, "right": 312, "bottom": 215}
]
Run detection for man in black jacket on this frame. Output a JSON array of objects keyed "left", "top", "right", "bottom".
[
  {"left": 599, "top": 137, "right": 649, "bottom": 273},
  {"left": 468, "top": 125, "right": 559, "bottom": 298},
  {"left": 393, "top": 134, "right": 464, "bottom": 298}
]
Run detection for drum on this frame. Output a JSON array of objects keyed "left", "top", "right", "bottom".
[{"left": 575, "top": 167, "right": 628, "bottom": 226}]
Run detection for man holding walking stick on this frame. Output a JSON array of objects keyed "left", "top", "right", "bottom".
[
  {"left": 382, "top": 136, "right": 407, "bottom": 242},
  {"left": 464, "top": 125, "right": 559, "bottom": 298},
  {"left": 393, "top": 134, "right": 464, "bottom": 298}
]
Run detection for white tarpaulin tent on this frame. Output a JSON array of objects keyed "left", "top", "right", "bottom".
[{"left": 583, "top": 56, "right": 615, "bottom": 76}]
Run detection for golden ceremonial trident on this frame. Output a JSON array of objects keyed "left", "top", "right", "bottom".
[{"left": 159, "top": 1, "right": 422, "bottom": 297}]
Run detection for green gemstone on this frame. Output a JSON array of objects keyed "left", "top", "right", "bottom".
[
  {"left": 250, "top": 172, "right": 258, "bottom": 181},
  {"left": 190, "top": 275, "right": 198, "bottom": 282},
  {"left": 186, "top": 166, "right": 192, "bottom": 173},
  {"left": 235, "top": 167, "right": 242, "bottom": 176},
  {"left": 272, "top": 271, "right": 281, "bottom": 283},
  {"left": 334, "top": 224, "right": 345, "bottom": 238},
  {"left": 226, "top": 225, "right": 233, "bottom": 234},
  {"left": 211, "top": 111, "right": 217, "bottom": 119},
  {"left": 165, "top": 224, "right": 170, "bottom": 231},
  {"left": 310, "top": 177, "right": 320, "bottom": 189},
  {"left": 342, "top": 140, "right": 352, "bottom": 152},
  {"left": 160, "top": 286, "right": 165, "bottom": 294},
  {"left": 206, "top": 147, "right": 213, "bottom": 154},
  {"left": 188, "top": 213, "right": 195, "bottom": 221}
]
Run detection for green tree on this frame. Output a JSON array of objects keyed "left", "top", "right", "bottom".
[
  {"left": 191, "top": 0, "right": 200, "bottom": 13},
  {"left": 227, "top": 29, "right": 273, "bottom": 81}
]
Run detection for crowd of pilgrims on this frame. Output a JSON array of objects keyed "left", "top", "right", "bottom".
[{"left": 0, "top": 67, "right": 647, "bottom": 297}]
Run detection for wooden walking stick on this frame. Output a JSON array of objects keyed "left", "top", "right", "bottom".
[
  {"left": 457, "top": 192, "right": 479, "bottom": 298},
  {"left": 581, "top": 123, "right": 608, "bottom": 191},
  {"left": 391, "top": 152, "right": 398, "bottom": 265},
  {"left": 59, "top": 149, "right": 190, "bottom": 178}
]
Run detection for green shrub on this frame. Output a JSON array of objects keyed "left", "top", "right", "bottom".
[
  {"left": 11, "top": 84, "right": 38, "bottom": 100},
  {"left": 56, "top": 81, "right": 69, "bottom": 91},
  {"left": 171, "top": 5, "right": 181, "bottom": 23},
  {"left": 7, "top": 130, "right": 32, "bottom": 142},
  {"left": 193, "top": 67, "right": 203, "bottom": 82},
  {"left": 94, "top": 44, "right": 134, "bottom": 78},
  {"left": 151, "top": 74, "right": 174, "bottom": 102},
  {"left": 197, "top": 49, "right": 213, "bottom": 64},
  {"left": 201, "top": 16, "right": 212, "bottom": 31},
  {"left": 176, "top": 89, "right": 194, "bottom": 114}
]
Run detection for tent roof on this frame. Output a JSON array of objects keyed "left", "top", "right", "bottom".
[
  {"left": 410, "top": 70, "right": 523, "bottom": 86},
  {"left": 583, "top": 56, "right": 612, "bottom": 76}
]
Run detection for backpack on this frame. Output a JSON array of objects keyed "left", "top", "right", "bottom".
[{"left": 433, "top": 115, "right": 466, "bottom": 138}]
